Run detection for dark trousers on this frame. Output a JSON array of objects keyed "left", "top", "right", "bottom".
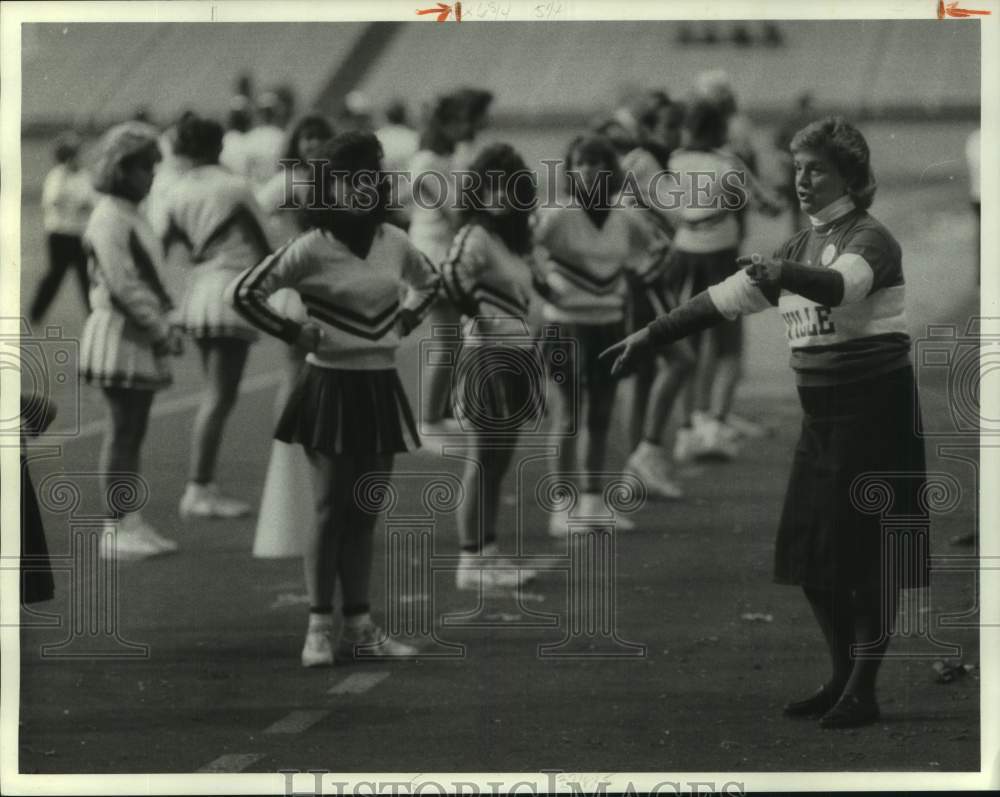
[{"left": 29, "top": 233, "right": 88, "bottom": 323}]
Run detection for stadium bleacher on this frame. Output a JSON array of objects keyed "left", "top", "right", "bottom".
[{"left": 21, "top": 20, "right": 979, "bottom": 132}]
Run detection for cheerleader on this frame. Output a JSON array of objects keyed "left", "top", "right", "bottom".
[
  {"left": 232, "top": 131, "right": 440, "bottom": 666},
  {"left": 619, "top": 92, "right": 694, "bottom": 500},
  {"left": 666, "top": 98, "right": 780, "bottom": 463},
  {"left": 408, "top": 91, "right": 491, "bottom": 434},
  {"left": 78, "top": 122, "right": 183, "bottom": 558},
  {"left": 29, "top": 132, "right": 95, "bottom": 324},
  {"left": 438, "top": 143, "right": 540, "bottom": 590},
  {"left": 255, "top": 114, "right": 336, "bottom": 246},
  {"left": 160, "top": 114, "right": 273, "bottom": 520},
  {"left": 252, "top": 114, "right": 335, "bottom": 559},
  {"left": 534, "top": 134, "right": 664, "bottom": 536},
  {"left": 603, "top": 117, "right": 927, "bottom": 728}
]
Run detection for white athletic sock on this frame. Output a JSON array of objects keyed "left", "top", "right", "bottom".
[
  {"left": 634, "top": 440, "right": 661, "bottom": 458},
  {"left": 344, "top": 612, "right": 371, "bottom": 632},
  {"left": 307, "top": 612, "right": 334, "bottom": 632}
]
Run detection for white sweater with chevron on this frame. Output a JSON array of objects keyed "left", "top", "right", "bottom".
[
  {"left": 231, "top": 224, "right": 440, "bottom": 370},
  {"left": 534, "top": 204, "right": 668, "bottom": 325}
]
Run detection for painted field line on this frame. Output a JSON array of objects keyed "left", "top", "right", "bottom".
[
  {"left": 50, "top": 368, "right": 283, "bottom": 441},
  {"left": 328, "top": 671, "right": 389, "bottom": 695},
  {"left": 263, "top": 709, "right": 330, "bottom": 735},
  {"left": 197, "top": 752, "right": 262, "bottom": 772}
]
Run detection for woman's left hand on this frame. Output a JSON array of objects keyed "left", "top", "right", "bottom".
[{"left": 737, "top": 253, "right": 783, "bottom": 287}]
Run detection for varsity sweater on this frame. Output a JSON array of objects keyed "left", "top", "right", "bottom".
[
  {"left": 83, "top": 196, "right": 174, "bottom": 342},
  {"left": 439, "top": 223, "right": 537, "bottom": 340},
  {"left": 231, "top": 224, "right": 440, "bottom": 370},
  {"left": 707, "top": 195, "right": 911, "bottom": 386},
  {"left": 534, "top": 204, "right": 668, "bottom": 325},
  {"left": 665, "top": 147, "right": 743, "bottom": 254},
  {"left": 160, "top": 164, "right": 273, "bottom": 272}
]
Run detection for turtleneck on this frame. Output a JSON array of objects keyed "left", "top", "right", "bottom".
[{"left": 807, "top": 194, "right": 856, "bottom": 227}]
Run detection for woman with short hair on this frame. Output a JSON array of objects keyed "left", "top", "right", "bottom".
[{"left": 603, "top": 117, "right": 928, "bottom": 729}]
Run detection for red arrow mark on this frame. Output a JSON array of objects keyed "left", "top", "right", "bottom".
[
  {"left": 416, "top": 2, "right": 453, "bottom": 22},
  {"left": 938, "top": 0, "right": 991, "bottom": 17}
]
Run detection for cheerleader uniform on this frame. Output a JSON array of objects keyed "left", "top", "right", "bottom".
[
  {"left": 664, "top": 147, "right": 743, "bottom": 303},
  {"left": 79, "top": 195, "right": 174, "bottom": 391},
  {"left": 232, "top": 224, "right": 440, "bottom": 454},
  {"left": 161, "top": 164, "right": 272, "bottom": 341},
  {"left": 534, "top": 204, "right": 664, "bottom": 386},
  {"left": 702, "top": 195, "right": 928, "bottom": 591},
  {"left": 407, "top": 149, "right": 456, "bottom": 266},
  {"left": 621, "top": 145, "right": 677, "bottom": 332},
  {"left": 439, "top": 223, "right": 544, "bottom": 433}
]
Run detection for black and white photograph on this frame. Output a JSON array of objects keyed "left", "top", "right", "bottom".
[{"left": 1, "top": 0, "right": 996, "bottom": 793}]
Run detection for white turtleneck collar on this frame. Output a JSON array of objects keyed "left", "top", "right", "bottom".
[{"left": 808, "top": 194, "right": 856, "bottom": 227}]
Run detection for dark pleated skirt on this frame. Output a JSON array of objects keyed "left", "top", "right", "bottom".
[
  {"left": 774, "top": 366, "right": 929, "bottom": 591},
  {"left": 275, "top": 365, "right": 419, "bottom": 455},
  {"left": 452, "top": 343, "right": 546, "bottom": 434}
]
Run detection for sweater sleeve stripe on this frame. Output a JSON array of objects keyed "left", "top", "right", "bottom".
[{"left": 231, "top": 240, "right": 302, "bottom": 344}]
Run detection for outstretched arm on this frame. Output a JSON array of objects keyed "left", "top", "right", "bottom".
[
  {"left": 740, "top": 253, "right": 845, "bottom": 307},
  {"left": 600, "top": 258, "right": 775, "bottom": 376},
  {"left": 599, "top": 291, "right": 726, "bottom": 376}
]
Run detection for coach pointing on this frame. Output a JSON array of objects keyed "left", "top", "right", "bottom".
[{"left": 601, "top": 117, "right": 928, "bottom": 729}]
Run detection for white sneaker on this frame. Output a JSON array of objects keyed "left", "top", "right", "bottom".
[
  {"left": 673, "top": 427, "right": 698, "bottom": 464},
  {"left": 133, "top": 514, "right": 179, "bottom": 552},
  {"left": 179, "top": 482, "right": 251, "bottom": 519},
  {"left": 692, "top": 417, "right": 741, "bottom": 461},
  {"left": 334, "top": 621, "right": 418, "bottom": 662},
  {"left": 301, "top": 628, "right": 334, "bottom": 668},
  {"left": 626, "top": 442, "right": 684, "bottom": 501},
  {"left": 576, "top": 493, "right": 636, "bottom": 531},
  {"left": 455, "top": 545, "right": 536, "bottom": 590},
  {"left": 100, "top": 515, "right": 165, "bottom": 560},
  {"left": 693, "top": 411, "right": 740, "bottom": 447}
]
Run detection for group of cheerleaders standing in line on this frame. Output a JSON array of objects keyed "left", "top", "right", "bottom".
[{"left": 73, "top": 79, "right": 927, "bottom": 728}]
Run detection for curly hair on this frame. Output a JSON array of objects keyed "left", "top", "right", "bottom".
[
  {"left": 683, "top": 97, "right": 728, "bottom": 151},
  {"left": 563, "top": 134, "right": 624, "bottom": 203},
  {"left": 419, "top": 93, "right": 466, "bottom": 155},
  {"left": 790, "top": 116, "right": 877, "bottom": 210},
  {"left": 172, "top": 114, "right": 224, "bottom": 164},
  {"left": 458, "top": 142, "right": 536, "bottom": 255},
  {"left": 282, "top": 114, "right": 335, "bottom": 162},
  {"left": 302, "top": 131, "right": 390, "bottom": 233}
]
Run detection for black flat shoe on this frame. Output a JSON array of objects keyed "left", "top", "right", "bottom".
[
  {"left": 819, "top": 693, "right": 880, "bottom": 729},
  {"left": 783, "top": 683, "right": 842, "bottom": 717}
]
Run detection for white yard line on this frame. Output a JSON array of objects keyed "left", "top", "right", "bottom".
[
  {"left": 328, "top": 671, "right": 390, "bottom": 695},
  {"left": 263, "top": 709, "right": 331, "bottom": 735},
  {"left": 196, "top": 753, "right": 262, "bottom": 772}
]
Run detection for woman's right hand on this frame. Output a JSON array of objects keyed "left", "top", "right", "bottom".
[
  {"left": 598, "top": 327, "right": 652, "bottom": 377},
  {"left": 295, "top": 321, "right": 324, "bottom": 354}
]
